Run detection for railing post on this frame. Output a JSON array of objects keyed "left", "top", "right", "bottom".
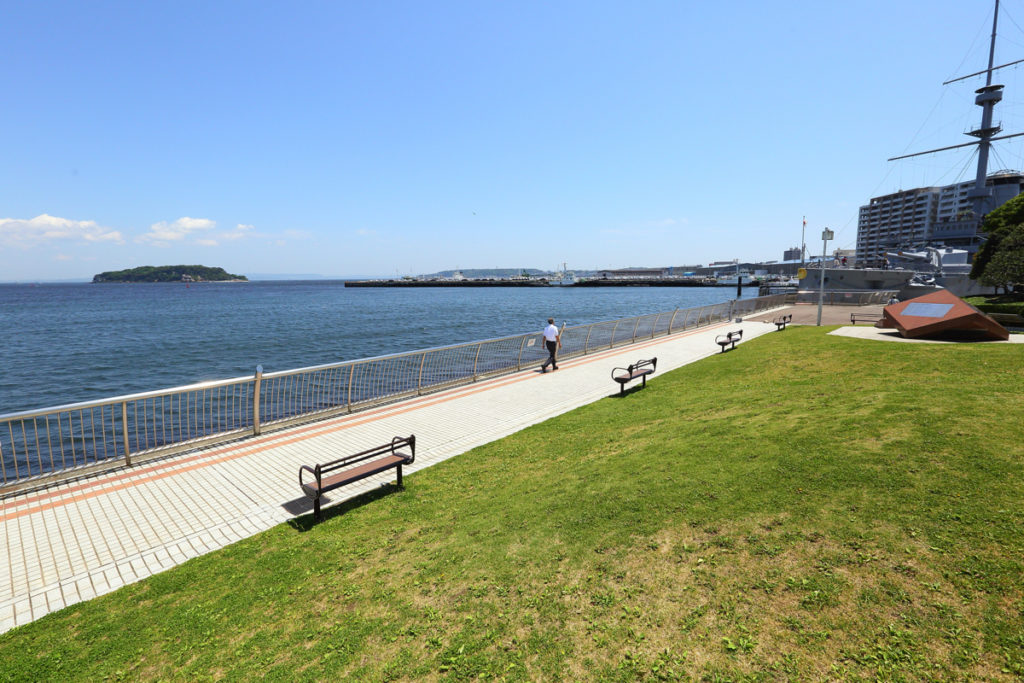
[
  {"left": 584, "top": 325, "right": 593, "bottom": 354},
  {"left": 120, "top": 401, "right": 131, "bottom": 466},
  {"left": 610, "top": 321, "right": 619, "bottom": 348},
  {"left": 417, "top": 352, "right": 427, "bottom": 394},
  {"left": 472, "top": 343, "right": 482, "bottom": 380},
  {"left": 631, "top": 317, "right": 640, "bottom": 342},
  {"left": 668, "top": 308, "right": 679, "bottom": 334},
  {"left": 516, "top": 336, "right": 528, "bottom": 370},
  {"left": 347, "top": 364, "right": 355, "bottom": 412},
  {"left": 252, "top": 365, "right": 263, "bottom": 436}
]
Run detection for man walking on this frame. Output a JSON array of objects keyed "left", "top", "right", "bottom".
[{"left": 540, "top": 318, "right": 561, "bottom": 372}]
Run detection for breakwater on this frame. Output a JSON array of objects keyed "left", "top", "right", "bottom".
[
  {"left": 344, "top": 278, "right": 761, "bottom": 287},
  {"left": 344, "top": 279, "right": 547, "bottom": 287},
  {"left": 572, "top": 279, "right": 760, "bottom": 287}
]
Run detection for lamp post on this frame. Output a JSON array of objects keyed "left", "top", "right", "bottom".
[{"left": 816, "top": 228, "right": 834, "bottom": 326}]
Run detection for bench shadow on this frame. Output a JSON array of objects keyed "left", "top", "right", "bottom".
[
  {"left": 611, "top": 385, "right": 647, "bottom": 398},
  {"left": 285, "top": 482, "right": 403, "bottom": 532}
]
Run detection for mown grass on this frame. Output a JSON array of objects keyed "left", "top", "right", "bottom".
[
  {"left": 1, "top": 327, "right": 1023, "bottom": 681},
  {"left": 967, "top": 294, "right": 1024, "bottom": 319}
]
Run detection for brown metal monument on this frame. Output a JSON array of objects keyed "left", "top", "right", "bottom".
[{"left": 878, "top": 289, "right": 1009, "bottom": 341}]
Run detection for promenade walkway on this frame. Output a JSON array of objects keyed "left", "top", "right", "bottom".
[{"left": 1, "top": 311, "right": 795, "bottom": 633}]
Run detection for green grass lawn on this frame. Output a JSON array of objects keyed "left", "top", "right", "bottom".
[{"left": 2, "top": 327, "right": 1022, "bottom": 681}]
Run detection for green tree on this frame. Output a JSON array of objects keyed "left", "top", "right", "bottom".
[
  {"left": 978, "top": 229, "right": 1024, "bottom": 293},
  {"left": 971, "top": 192, "right": 1024, "bottom": 285}
]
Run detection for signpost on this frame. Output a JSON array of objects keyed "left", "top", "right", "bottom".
[{"left": 816, "top": 228, "right": 834, "bottom": 326}]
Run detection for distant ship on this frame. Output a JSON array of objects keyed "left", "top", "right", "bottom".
[{"left": 800, "top": 246, "right": 987, "bottom": 299}]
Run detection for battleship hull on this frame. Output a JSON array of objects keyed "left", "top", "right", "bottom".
[{"left": 799, "top": 268, "right": 995, "bottom": 300}]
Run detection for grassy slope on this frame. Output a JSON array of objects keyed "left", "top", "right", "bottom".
[{"left": 1, "top": 328, "right": 1022, "bottom": 681}]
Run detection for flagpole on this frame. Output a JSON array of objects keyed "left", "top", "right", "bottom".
[{"left": 801, "top": 216, "right": 806, "bottom": 269}]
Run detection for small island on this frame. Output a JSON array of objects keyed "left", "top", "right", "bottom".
[{"left": 92, "top": 265, "right": 248, "bottom": 283}]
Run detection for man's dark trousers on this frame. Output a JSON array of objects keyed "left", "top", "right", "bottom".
[{"left": 541, "top": 340, "right": 558, "bottom": 370}]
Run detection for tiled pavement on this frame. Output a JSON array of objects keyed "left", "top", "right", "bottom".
[{"left": 0, "top": 311, "right": 790, "bottom": 634}]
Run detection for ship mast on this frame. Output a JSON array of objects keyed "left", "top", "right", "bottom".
[
  {"left": 967, "top": 0, "right": 1002, "bottom": 218},
  {"left": 889, "top": 0, "right": 1024, "bottom": 224}
]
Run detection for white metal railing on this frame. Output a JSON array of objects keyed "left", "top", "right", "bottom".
[
  {"left": 794, "top": 290, "right": 897, "bottom": 306},
  {"left": 0, "top": 294, "right": 787, "bottom": 491}
]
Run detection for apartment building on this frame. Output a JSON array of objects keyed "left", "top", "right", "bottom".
[{"left": 855, "top": 171, "right": 1024, "bottom": 267}]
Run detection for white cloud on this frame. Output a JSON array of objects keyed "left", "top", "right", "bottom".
[
  {"left": 0, "top": 214, "right": 124, "bottom": 246},
  {"left": 219, "top": 223, "right": 257, "bottom": 242},
  {"left": 196, "top": 239, "right": 218, "bottom": 247},
  {"left": 54, "top": 253, "right": 96, "bottom": 262},
  {"left": 137, "top": 217, "right": 216, "bottom": 246}
]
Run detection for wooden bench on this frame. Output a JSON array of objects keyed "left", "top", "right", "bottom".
[
  {"left": 774, "top": 314, "right": 793, "bottom": 330},
  {"left": 611, "top": 358, "right": 657, "bottom": 395},
  {"left": 299, "top": 435, "right": 415, "bottom": 521},
  {"left": 850, "top": 312, "right": 883, "bottom": 325},
  {"left": 715, "top": 329, "right": 743, "bottom": 352}
]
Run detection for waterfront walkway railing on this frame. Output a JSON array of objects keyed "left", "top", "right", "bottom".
[
  {"left": 794, "top": 290, "right": 897, "bottom": 306},
  {"left": 0, "top": 294, "right": 787, "bottom": 492}
]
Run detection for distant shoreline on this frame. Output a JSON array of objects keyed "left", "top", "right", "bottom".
[
  {"left": 344, "top": 278, "right": 761, "bottom": 288},
  {"left": 344, "top": 279, "right": 548, "bottom": 288}
]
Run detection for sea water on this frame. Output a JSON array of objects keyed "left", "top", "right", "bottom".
[{"left": 0, "top": 281, "right": 755, "bottom": 414}]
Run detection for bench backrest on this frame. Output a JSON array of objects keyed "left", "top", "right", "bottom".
[
  {"left": 729, "top": 330, "right": 743, "bottom": 341},
  {"left": 318, "top": 435, "right": 416, "bottom": 476},
  {"left": 628, "top": 357, "right": 657, "bottom": 373}
]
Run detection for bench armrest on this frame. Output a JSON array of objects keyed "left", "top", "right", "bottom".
[
  {"left": 299, "top": 464, "right": 320, "bottom": 492},
  {"left": 391, "top": 434, "right": 416, "bottom": 464}
]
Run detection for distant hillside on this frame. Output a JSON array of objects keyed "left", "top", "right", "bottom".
[
  {"left": 425, "top": 268, "right": 547, "bottom": 279},
  {"left": 92, "top": 265, "right": 248, "bottom": 283}
]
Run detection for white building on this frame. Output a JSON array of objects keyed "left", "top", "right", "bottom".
[{"left": 855, "top": 170, "right": 1024, "bottom": 267}]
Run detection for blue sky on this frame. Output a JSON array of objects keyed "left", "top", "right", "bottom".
[{"left": 4, "top": 0, "right": 1024, "bottom": 280}]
